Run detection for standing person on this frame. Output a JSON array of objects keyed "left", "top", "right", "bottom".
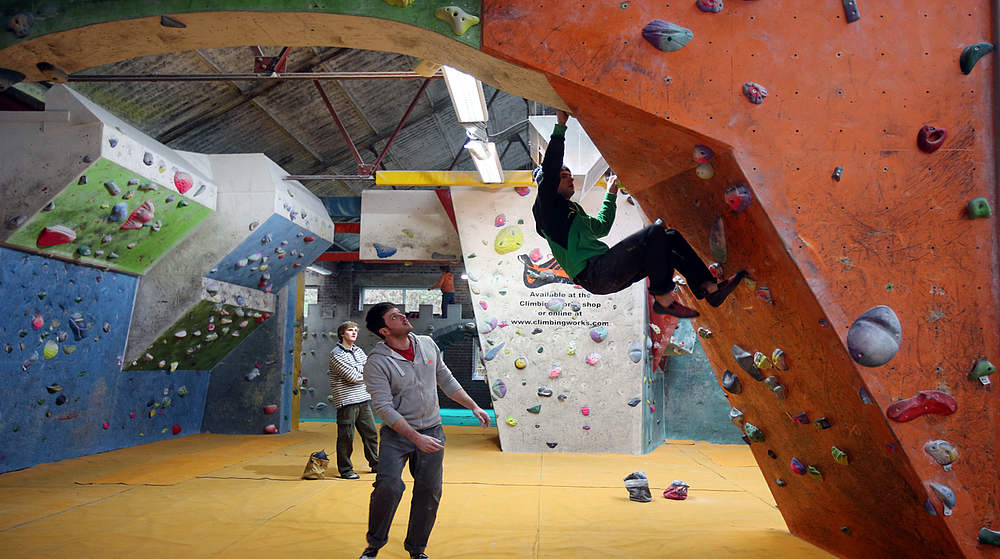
[
  {"left": 427, "top": 266, "right": 454, "bottom": 318},
  {"left": 359, "top": 302, "right": 490, "bottom": 559},
  {"left": 531, "top": 109, "right": 745, "bottom": 318},
  {"left": 329, "top": 321, "right": 379, "bottom": 480}
]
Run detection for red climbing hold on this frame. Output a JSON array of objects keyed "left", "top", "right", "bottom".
[
  {"left": 264, "top": 404, "right": 278, "bottom": 414},
  {"left": 36, "top": 225, "right": 77, "bottom": 247},
  {"left": 102, "top": 421, "right": 110, "bottom": 430},
  {"left": 120, "top": 200, "right": 155, "bottom": 230},
  {"left": 174, "top": 171, "right": 193, "bottom": 194},
  {"left": 917, "top": 125, "right": 948, "bottom": 153},
  {"left": 303, "top": 236, "right": 315, "bottom": 243},
  {"left": 885, "top": 390, "right": 957, "bottom": 422},
  {"left": 171, "top": 424, "right": 182, "bottom": 435},
  {"left": 264, "top": 424, "right": 278, "bottom": 434}
]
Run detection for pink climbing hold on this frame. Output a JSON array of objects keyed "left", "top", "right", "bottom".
[
  {"left": 529, "top": 248, "right": 542, "bottom": 262},
  {"left": 120, "top": 200, "right": 155, "bottom": 230},
  {"left": 129, "top": 412, "right": 136, "bottom": 419},
  {"left": 581, "top": 406, "right": 590, "bottom": 416},
  {"left": 663, "top": 480, "right": 690, "bottom": 500},
  {"left": 264, "top": 404, "right": 278, "bottom": 414},
  {"left": 31, "top": 313, "right": 44, "bottom": 330},
  {"left": 102, "top": 421, "right": 110, "bottom": 430},
  {"left": 36, "top": 225, "right": 76, "bottom": 247},
  {"left": 171, "top": 424, "right": 182, "bottom": 435},
  {"left": 174, "top": 171, "right": 193, "bottom": 194},
  {"left": 264, "top": 424, "right": 278, "bottom": 434},
  {"left": 479, "top": 301, "right": 488, "bottom": 310},
  {"left": 549, "top": 366, "right": 562, "bottom": 379},
  {"left": 495, "top": 214, "right": 506, "bottom": 227},
  {"left": 514, "top": 186, "right": 531, "bottom": 196},
  {"left": 585, "top": 352, "right": 601, "bottom": 365}
]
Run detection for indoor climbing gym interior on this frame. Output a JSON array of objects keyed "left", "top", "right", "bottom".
[{"left": 0, "top": 2, "right": 997, "bottom": 558}]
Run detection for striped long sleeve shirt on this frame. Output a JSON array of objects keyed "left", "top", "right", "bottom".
[{"left": 328, "top": 343, "right": 371, "bottom": 409}]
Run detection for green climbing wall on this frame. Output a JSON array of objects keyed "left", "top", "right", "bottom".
[{"left": 5, "top": 158, "right": 213, "bottom": 275}]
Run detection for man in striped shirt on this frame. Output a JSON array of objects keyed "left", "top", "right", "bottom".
[{"left": 329, "top": 320, "right": 379, "bottom": 479}]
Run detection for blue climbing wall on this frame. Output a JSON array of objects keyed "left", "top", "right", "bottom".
[
  {"left": 0, "top": 246, "right": 210, "bottom": 473},
  {"left": 207, "top": 214, "right": 331, "bottom": 293},
  {"left": 663, "top": 332, "right": 745, "bottom": 444}
]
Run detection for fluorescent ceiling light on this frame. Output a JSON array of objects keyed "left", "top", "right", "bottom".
[
  {"left": 470, "top": 141, "right": 504, "bottom": 183},
  {"left": 306, "top": 265, "right": 332, "bottom": 276},
  {"left": 442, "top": 65, "right": 488, "bottom": 123}
]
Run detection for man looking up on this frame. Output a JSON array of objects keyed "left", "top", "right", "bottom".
[
  {"left": 359, "top": 302, "right": 490, "bottom": 559},
  {"left": 531, "top": 109, "right": 745, "bottom": 317}
]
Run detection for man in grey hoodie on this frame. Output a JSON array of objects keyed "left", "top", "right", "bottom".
[{"left": 359, "top": 302, "right": 490, "bottom": 559}]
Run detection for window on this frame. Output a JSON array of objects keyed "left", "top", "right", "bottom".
[
  {"left": 361, "top": 287, "right": 442, "bottom": 315},
  {"left": 303, "top": 287, "right": 318, "bottom": 318}
]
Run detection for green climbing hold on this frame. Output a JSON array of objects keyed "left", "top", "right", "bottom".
[
  {"left": 43, "top": 340, "right": 58, "bottom": 359},
  {"left": 62, "top": 345, "right": 76, "bottom": 354},
  {"left": 969, "top": 359, "right": 996, "bottom": 381},
  {"left": 968, "top": 197, "right": 992, "bottom": 219},
  {"left": 527, "top": 405, "right": 541, "bottom": 414},
  {"left": 979, "top": 527, "right": 1000, "bottom": 547},
  {"left": 960, "top": 42, "right": 995, "bottom": 75},
  {"left": 744, "top": 422, "right": 764, "bottom": 443},
  {"left": 807, "top": 465, "right": 823, "bottom": 481},
  {"left": 832, "top": 446, "right": 849, "bottom": 465}
]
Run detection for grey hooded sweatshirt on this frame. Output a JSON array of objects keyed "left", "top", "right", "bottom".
[{"left": 363, "top": 333, "right": 464, "bottom": 430}]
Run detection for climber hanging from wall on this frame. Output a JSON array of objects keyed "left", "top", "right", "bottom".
[{"left": 531, "top": 109, "right": 746, "bottom": 318}]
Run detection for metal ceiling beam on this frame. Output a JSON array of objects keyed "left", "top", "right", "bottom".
[
  {"left": 313, "top": 80, "right": 366, "bottom": 173},
  {"left": 370, "top": 78, "right": 431, "bottom": 173},
  {"left": 67, "top": 71, "right": 442, "bottom": 82}
]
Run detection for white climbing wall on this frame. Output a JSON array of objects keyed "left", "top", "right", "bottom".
[
  {"left": 359, "top": 190, "right": 461, "bottom": 261},
  {"left": 452, "top": 186, "right": 649, "bottom": 454}
]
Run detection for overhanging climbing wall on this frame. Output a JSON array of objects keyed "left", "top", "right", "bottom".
[
  {"left": 452, "top": 186, "right": 649, "bottom": 454},
  {"left": 482, "top": 1, "right": 999, "bottom": 557}
]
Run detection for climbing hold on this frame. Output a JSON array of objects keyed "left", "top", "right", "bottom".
[
  {"left": 732, "top": 345, "right": 763, "bottom": 380},
  {"left": 791, "top": 412, "right": 810, "bottom": 424},
  {"left": 628, "top": 341, "right": 643, "bottom": 363},
  {"left": 693, "top": 145, "right": 715, "bottom": 163},
  {"left": 847, "top": 305, "right": 901, "bottom": 367},
  {"left": 771, "top": 349, "right": 787, "bottom": 370},
  {"left": 43, "top": 340, "right": 58, "bottom": 359},
  {"left": 924, "top": 440, "right": 958, "bottom": 470},
  {"left": 831, "top": 446, "right": 849, "bottom": 465},
  {"left": 590, "top": 326, "right": 608, "bottom": 343},
  {"left": 121, "top": 200, "right": 155, "bottom": 230},
  {"left": 858, "top": 386, "right": 874, "bottom": 404},
  {"left": 45, "top": 383, "right": 62, "bottom": 394},
  {"left": 538, "top": 386, "right": 553, "bottom": 397},
  {"left": 917, "top": 125, "right": 948, "bottom": 154},
  {"left": 842, "top": 0, "right": 861, "bottom": 23},
  {"left": 969, "top": 359, "right": 996, "bottom": 382},
  {"left": 528, "top": 248, "right": 542, "bottom": 262},
  {"left": 480, "top": 317, "right": 498, "bottom": 334},
  {"left": 107, "top": 202, "right": 128, "bottom": 223},
  {"left": 724, "top": 184, "right": 754, "bottom": 213},
  {"left": 960, "top": 42, "right": 995, "bottom": 75},
  {"left": 775, "top": 478, "right": 787, "bottom": 487},
  {"left": 695, "top": 162, "right": 715, "bottom": 180},
  {"left": 729, "top": 407, "right": 745, "bottom": 426},
  {"left": 484, "top": 342, "right": 505, "bottom": 361},
  {"left": 173, "top": 171, "right": 193, "bottom": 194},
  {"left": 585, "top": 352, "right": 601, "bottom": 365},
  {"left": 581, "top": 406, "right": 590, "bottom": 416},
  {"left": 558, "top": 393, "right": 568, "bottom": 401},
  {"left": 721, "top": 370, "right": 742, "bottom": 394},
  {"left": 929, "top": 483, "right": 956, "bottom": 516},
  {"left": 697, "top": 327, "right": 713, "bottom": 338},
  {"left": 663, "top": 480, "right": 690, "bottom": 500},
  {"left": 434, "top": 6, "right": 480, "bottom": 35},
  {"left": 807, "top": 466, "right": 823, "bottom": 481},
  {"left": 55, "top": 394, "right": 67, "bottom": 405},
  {"left": 979, "top": 527, "right": 1000, "bottom": 547},
  {"left": 491, "top": 379, "right": 507, "bottom": 399},
  {"left": 886, "top": 390, "right": 957, "bottom": 422},
  {"left": 569, "top": 302, "right": 581, "bottom": 313},
  {"left": 514, "top": 357, "right": 527, "bottom": 370},
  {"left": 104, "top": 180, "right": 121, "bottom": 196},
  {"left": 754, "top": 352, "right": 772, "bottom": 370},
  {"left": 742, "top": 82, "right": 768, "bottom": 104},
  {"left": 815, "top": 417, "right": 832, "bottom": 429},
  {"left": 624, "top": 471, "right": 653, "bottom": 502},
  {"left": 373, "top": 243, "right": 397, "bottom": 258},
  {"left": 546, "top": 441, "right": 558, "bottom": 448},
  {"left": 76, "top": 245, "right": 91, "bottom": 256},
  {"left": 641, "top": 20, "right": 693, "bottom": 53},
  {"left": 495, "top": 214, "right": 506, "bottom": 227},
  {"left": 628, "top": 397, "right": 641, "bottom": 407},
  {"left": 696, "top": 0, "right": 723, "bottom": 12},
  {"left": 36, "top": 225, "right": 76, "bottom": 247},
  {"left": 790, "top": 457, "right": 806, "bottom": 475},
  {"left": 5, "top": 215, "right": 27, "bottom": 230},
  {"left": 514, "top": 186, "right": 531, "bottom": 196},
  {"left": 755, "top": 286, "right": 774, "bottom": 305},
  {"left": 708, "top": 215, "right": 726, "bottom": 262},
  {"left": 527, "top": 405, "right": 541, "bottom": 414},
  {"left": 968, "top": 197, "right": 992, "bottom": 219},
  {"left": 744, "top": 423, "right": 764, "bottom": 442},
  {"left": 549, "top": 366, "right": 561, "bottom": 379},
  {"left": 567, "top": 342, "right": 575, "bottom": 356},
  {"left": 171, "top": 424, "right": 182, "bottom": 435},
  {"left": 303, "top": 236, "right": 316, "bottom": 243},
  {"left": 69, "top": 313, "right": 87, "bottom": 340},
  {"left": 494, "top": 226, "right": 523, "bottom": 254},
  {"left": 505, "top": 416, "right": 518, "bottom": 426},
  {"left": 264, "top": 424, "right": 278, "bottom": 434}
]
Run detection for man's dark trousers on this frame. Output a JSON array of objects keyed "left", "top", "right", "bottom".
[
  {"left": 336, "top": 401, "right": 379, "bottom": 476},
  {"left": 366, "top": 424, "right": 445, "bottom": 556}
]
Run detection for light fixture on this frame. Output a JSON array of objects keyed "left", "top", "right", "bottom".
[
  {"left": 460, "top": 273, "right": 469, "bottom": 280},
  {"left": 306, "top": 265, "right": 332, "bottom": 276},
  {"left": 442, "top": 65, "right": 488, "bottom": 123},
  {"left": 469, "top": 141, "right": 504, "bottom": 183}
]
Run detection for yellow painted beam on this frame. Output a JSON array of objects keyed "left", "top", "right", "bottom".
[{"left": 375, "top": 170, "right": 534, "bottom": 188}]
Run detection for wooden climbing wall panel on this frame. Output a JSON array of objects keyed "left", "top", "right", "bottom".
[{"left": 483, "top": 1, "right": 998, "bottom": 557}]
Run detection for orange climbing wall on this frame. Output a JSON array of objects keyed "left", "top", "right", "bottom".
[{"left": 484, "top": 1, "right": 998, "bottom": 558}]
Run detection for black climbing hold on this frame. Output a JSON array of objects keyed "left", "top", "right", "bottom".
[
  {"left": 0, "top": 67, "right": 26, "bottom": 92},
  {"left": 546, "top": 441, "right": 558, "bottom": 448},
  {"left": 840, "top": 526, "right": 852, "bottom": 535},
  {"left": 732, "top": 345, "right": 763, "bottom": 381},
  {"left": 55, "top": 394, "right": 67, "bottom": 405},
  {"left": 721, "top": 370, "right": 742, "bottom": 394},
  {"left": 815, "top": 417, "right": 832, "bottom": 429},
  {"left": 832, "top": 167, "right": 844, "bottom": 181},
  {"left": 960, "top": 42, "right": 995, "bottom": 75},
  {"left": 775, "top": 478, "right": 786, "bottom": 487},
  {"left": 767, "top": 449, "right": 777, "bottom": 459},
  {"left": 160, "top": 15, "right": 187, "bottom": 28},
  {"left": 842, "top": 0, "right": 860, "bottom": 23},
  {"left": 627, "top": 397, "right": 641, "bottom": 407}
]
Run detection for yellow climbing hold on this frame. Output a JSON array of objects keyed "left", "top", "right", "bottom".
[
  {"left": 505, "top": 416, "right": 518, "bottom": 426},
  {"left": 514, "top": 357, "right": 527, "bottom": 369},
  {"left": 43, "top": 340, "right": 58, "bottom": 359},
  {"left": 494, "top": 226, "right": 523, "bottom": 255},
  {"left": 384, "top": 0, "right": 415, "bottom": 6},
  {"left": 435, "top": 6, "right": 480, "bottom": 35}
]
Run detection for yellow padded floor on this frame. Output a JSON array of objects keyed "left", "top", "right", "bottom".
[{"left": 0, "top": 423, "right": 833, "bottom": 558}]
